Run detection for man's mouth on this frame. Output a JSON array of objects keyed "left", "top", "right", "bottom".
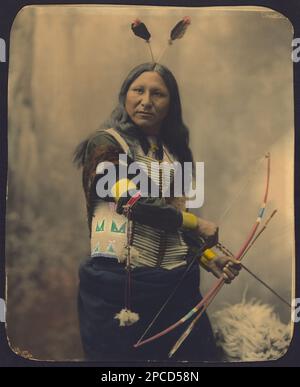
[{"left": 136, "top": 111, "right": 154, "bottom": 118}]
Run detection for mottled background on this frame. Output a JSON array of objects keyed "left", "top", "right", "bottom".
[{"left": 6, "top": 5, "right": 294, "bottom": 360}]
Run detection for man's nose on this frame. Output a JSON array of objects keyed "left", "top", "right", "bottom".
[{"left": 140, "top": 91, "right": 152, "bottom": 108}]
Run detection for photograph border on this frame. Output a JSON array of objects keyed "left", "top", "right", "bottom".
[{"left": 0, "top": 0, "right": 299, "bottom": 369}]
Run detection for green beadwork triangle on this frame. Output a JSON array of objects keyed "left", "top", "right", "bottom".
[
  {"left": 96, "top": 219, "right": 105, "bottom": 232},
  {"left": 107, "top": 243, "right": 115, "bottom": 254},
  {"left": 93, "top": 242, "right": 100, "bottom": 253},
  {"left": 111, "top": 220, "right": 126, "bottom": 234}
]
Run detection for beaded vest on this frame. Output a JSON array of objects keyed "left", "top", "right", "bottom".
[{"left": 90, "top": 128, "right": 188, "bottom": 269}]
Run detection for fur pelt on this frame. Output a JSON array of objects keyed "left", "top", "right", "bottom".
[{"left": 211, "top": 299, "right": 291, "bottom": 361}]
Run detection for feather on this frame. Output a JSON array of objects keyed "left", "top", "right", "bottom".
[
  {"left": 131, "top": 19, "right": 151, "bottom": 41},
  {"left": 169, "top": 16, "right": 191, "bottom": 44}
]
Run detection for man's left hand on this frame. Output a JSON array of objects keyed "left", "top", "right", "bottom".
[{"left": 200, "top": 256, "right": 241, "bottom": 284}]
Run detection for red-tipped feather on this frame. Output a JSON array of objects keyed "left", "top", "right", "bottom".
[
  {"left": 131, "top": 19, "right": 151, "bottom": 41},
  {"left": 169, "top": 16, "right": 191, "bottom": 43}
]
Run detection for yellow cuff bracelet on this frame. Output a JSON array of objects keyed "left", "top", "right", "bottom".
[
  {"left": 182, "top": 212, "right": 198, "bottom": 229},
  {"left": 202, "top": 249, "right": 216, "bottom": 261},
  {"left": 111, "top": 178, "right": 137, "bottom": 201}
]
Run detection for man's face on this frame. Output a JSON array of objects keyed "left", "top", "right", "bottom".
[{"left": 125, "top": 71, "right": 170, "bottom": 136}]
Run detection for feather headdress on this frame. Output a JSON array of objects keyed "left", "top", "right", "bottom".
[{"left": 131, "top": 16, "right": 192, "bottom": 63}]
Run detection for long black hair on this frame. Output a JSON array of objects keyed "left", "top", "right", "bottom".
[{"left": 74, "top": 62, "right": 194, "bottom": 168}]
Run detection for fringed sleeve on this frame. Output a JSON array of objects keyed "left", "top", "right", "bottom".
[{"left": 82, "top": 132, "right": 123, "bottom": 233}]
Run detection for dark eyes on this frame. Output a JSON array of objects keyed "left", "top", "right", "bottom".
[
  {"left": 133, "top": 88, "right": 144, "bottom": 94},
  {"left": 131, "top": 88, "right": 166, "bottom": 97}
]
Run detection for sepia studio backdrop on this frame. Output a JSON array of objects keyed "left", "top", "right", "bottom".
[{"left": 6, "top": 5, "right": 294, "bottom": 361}]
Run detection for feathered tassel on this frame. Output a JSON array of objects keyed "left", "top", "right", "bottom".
[
  {"left": 131, "top": 19, "right": 151, "bottom": 41},
  {"left": 169, "top": 16, "right": 191, "bottom": 45},
  {"left": 115, "top": 308, "right": 140, "bottom": 327}
]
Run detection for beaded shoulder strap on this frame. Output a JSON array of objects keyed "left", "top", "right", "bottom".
[{"left": 104, "top": 128, "right": 130, "bottom": 155}]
